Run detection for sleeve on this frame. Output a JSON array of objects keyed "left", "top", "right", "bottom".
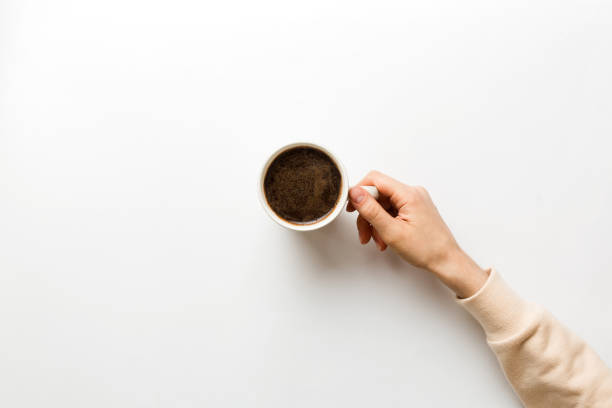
[{"left": 457, "top": 269, "right": 612, "bottom": 407}]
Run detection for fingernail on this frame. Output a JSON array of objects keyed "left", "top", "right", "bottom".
[{"left": 349, "top": 187, "right": 366, "bottom": 204}]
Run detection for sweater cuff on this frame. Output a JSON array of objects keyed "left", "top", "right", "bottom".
[{"left": 457, "top": 269, "right": 534, "bottom": 342}]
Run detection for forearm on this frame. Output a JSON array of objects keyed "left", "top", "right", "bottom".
[{"left": 458, "top": 270, "right": 612, "bottom": 407}]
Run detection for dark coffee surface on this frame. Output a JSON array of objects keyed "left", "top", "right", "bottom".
[{"left": 264, "top": 147, "right": 341, "bottom": 223}]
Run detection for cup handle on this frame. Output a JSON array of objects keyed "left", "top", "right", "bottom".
[{"left": 359, "top": 185, "right": 379, "bottom": 200}]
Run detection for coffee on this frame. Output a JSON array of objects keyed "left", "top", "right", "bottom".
[{"left": 264, "top": 146, "right": 342, "bottom": 223}]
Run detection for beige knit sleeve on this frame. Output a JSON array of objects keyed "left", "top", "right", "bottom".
[{"left": 458, "top": 269, "right": 612, "bottom": 407}]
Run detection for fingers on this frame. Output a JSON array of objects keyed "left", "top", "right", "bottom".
[
  {"left": 355, "top": 170, "right": 410, "bottom": 209},
  {"left": 357, "top": 214, "right": 387, "bottom": 251},
  {"left": 349, "top": 186, "right": 397, "bottom": 239},
  {"left": 371, "top": 228, "right": 387, "bottom": 251},
  {"left": 356, "top": 215, "right": 371, "bottom": 244},
  {"left": 349, "top": 171, "right": 405, "bottom": 250},
  {"left": 346, "top": 174, "right": 396, "bottom": 213}
]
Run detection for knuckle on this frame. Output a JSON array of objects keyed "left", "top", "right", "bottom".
[
  {"left": 363, "top": 200, "right": 383, "bottom": 222},
  {"left": 361, "top": 198, "right": 376, "bottom": 214},
  {"left": 370, "top": 208, "right": 385, "bottom": 225},
  {"left": 404, "top": 188, "right": 418, "bottom": 204},
  {"left": 367, "top": 169, "right": 382, "bottom": 178},
  {"left": 404, "top": 185, "right": 429, "bottom": 204},
  {"left": 415, "top": 185, "right": 429, "bottom": 197}
]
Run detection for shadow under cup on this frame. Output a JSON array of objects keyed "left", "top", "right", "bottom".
[{"left": 259, "top": 143, "right": 349, "bottom": 231}]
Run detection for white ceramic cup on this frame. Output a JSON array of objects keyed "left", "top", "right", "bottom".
[{"left": 259, "top": 142, "right": 379, "bottom": 231}]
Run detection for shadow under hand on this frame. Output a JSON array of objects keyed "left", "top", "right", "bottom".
[
  {"left": 289, "top": 214, "right": 370, "bottom": 273},
  {"left": 288, "top": 213, "right": 447, "bottom": 304},
  {"left": 285, "top": 212, "right": 499, "bottom": 393},
  {"left": 287, "top": 212, "right": 483, "bottom": 331}
]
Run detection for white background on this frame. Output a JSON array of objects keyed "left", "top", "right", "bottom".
[{"left": 1, "top": 1, "right": 611, "bottom": 407}]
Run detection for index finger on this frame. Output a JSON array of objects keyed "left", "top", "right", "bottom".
[{"left": 355, "top": 170, "right": 410, "bottom": 209}]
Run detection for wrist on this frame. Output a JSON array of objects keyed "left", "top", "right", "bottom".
[{"left": 428, "top": 247, "right": 488, "bottom": 298}]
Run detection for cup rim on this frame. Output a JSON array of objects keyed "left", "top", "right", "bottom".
[{"left": 258, "top": 142, "right": 349, "bottom": 231}]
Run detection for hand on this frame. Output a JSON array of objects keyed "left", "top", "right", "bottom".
[{"left": 347, "top": 171, "right": 488, "bottom": 298}]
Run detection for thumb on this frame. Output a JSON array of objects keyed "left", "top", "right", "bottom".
[{"left": 349, "top": 187, "right": 396, "bottom": 239}]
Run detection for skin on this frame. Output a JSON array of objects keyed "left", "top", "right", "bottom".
[{"left": 346, "top": 171, "right": 488, "bottom": 299}]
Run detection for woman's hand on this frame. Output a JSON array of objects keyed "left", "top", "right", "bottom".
[{"left": 347, "top": 171, "right": 488, "bottom": 298}]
